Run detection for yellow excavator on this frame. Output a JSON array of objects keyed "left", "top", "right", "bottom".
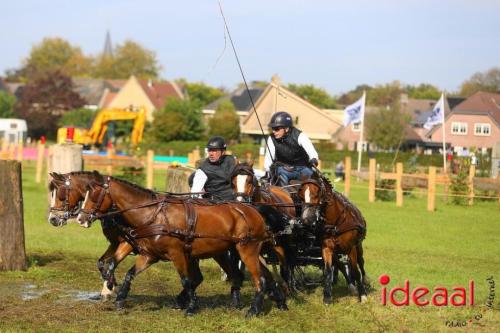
[{"left": 57, "top": 106, "right": 146, "bottom": 147}]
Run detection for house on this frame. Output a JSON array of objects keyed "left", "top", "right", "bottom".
[
  {"left": 72, "top": 78, "right": 113, "bottom": 110},
  {"left": 99, "top": 75, "right": 184, "bottom": 121},
  {"left": 426, "top": 91, "right": 500, "bottom": 153},
  {"left": 203, "top": 86, "right": 266, "bottom": 127},
  {"left": 208, "top": 76, "right": 343, "bottom": 142}
]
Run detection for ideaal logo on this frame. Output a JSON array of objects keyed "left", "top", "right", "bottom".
[
  {"left": 379, "top": 274, "right": 474, "bottom": 306},
  {"left": 378, "top": 274, "right": 495, "bottom": 328}
]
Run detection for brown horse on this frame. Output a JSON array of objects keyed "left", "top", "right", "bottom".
[
  {"left": 231, "top": 162, "right": 356, "bottom": 293},
  {"left": 49, "top": 171, "right": 133, "bottom": 299},
  {"left": 297, "top": 174, "right": 368, "bottom": 304},
  {"left": 76, "top": 173, "right": 287, "bottom": 317},
  {"left": 48, "top": 172, "right": 245, "bottom": 310}
]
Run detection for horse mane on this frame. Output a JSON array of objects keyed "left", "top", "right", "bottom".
[
  {"left": 231, "top": 162, "right": 254, "bottom": 178},
  {"left": 109, "top": 176, "right": 157, "bottom": 198}
]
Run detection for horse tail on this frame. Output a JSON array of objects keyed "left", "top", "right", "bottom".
[{"left": 356, "top": 241, "right": 370, "bottom": 286}]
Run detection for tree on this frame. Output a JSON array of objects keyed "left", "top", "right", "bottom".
[
  {"left": 183, "top": 81, "right": 225, "bottom": 106},
  {"left": 15, "top": 71, "right": 86, "bottom": 139},
  {"left": 287, "top": 83, "right": 337, "bottom": 109},
  {"left": 406, "top": 83, "right": 441, "bottom": 100},
  {"left": 337, "top": 84, "right": 372, "bottom": 105},
  {"left": 459, "top": 67, "right": 500, "bottom": 97},
  {"left": 93, "top": 40, "right": 161, "bottom": 79},
  {"left": 58, "top": 108, "right": 95, "bottom": 128},
  {"left": 148, "top": 98, "right": 204, "bottom": 142},
  {"left": 21, "top": 37, "right": 92, "bottom": 79},
  {"left": 366, "top": 81, "right": 404, "bottom": 107},
  {"left": 208, "top": 100, "right": 240, "bottom": 141},
  {"left": 365, "top": 105, "right": 407, "bottom": 150},
  {"left": 0, "top": 92, "right": 16, "bottom": 118}
]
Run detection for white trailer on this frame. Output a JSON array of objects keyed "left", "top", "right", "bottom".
[{"left": 0, "top": 118, "right": 28, "bottom": 144}]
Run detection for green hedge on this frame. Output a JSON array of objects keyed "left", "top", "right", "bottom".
[{"left": 139, "top": 140, "right": 490, "bottom": 174}]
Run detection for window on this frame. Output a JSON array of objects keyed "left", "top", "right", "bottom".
[
  {"left": 474, "top": 123, "right": 491, "bottom": 136},
  {"left": 451, "top": 122, "right": 467, "bottom": 135},
  {"left": 352, "top": 122, "right": 361, "bottom": 132}
]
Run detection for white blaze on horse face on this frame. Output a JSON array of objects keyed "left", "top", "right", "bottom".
[
  {"left": 50, "top": 189, "right": 57, "bottom": 208},
  {"left": 77, "top": 191, "right": 91, "bottom": 226},
  {"left": 236, "top": 175, "right": 248, "bottom": 201},
  {"left": 304, "top": 187, "right": 311, "bottom": 203}
]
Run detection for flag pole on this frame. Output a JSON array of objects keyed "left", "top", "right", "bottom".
[
  {"left": 441, "top": 93, "right": 447, "bottom": 174},
  {"left": 357, "top": 91, "right": 366, "bottom": 173}
]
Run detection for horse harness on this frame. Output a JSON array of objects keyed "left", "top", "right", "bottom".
[{"left": 83, "top": 179, "right": 268, "bottom": 257}]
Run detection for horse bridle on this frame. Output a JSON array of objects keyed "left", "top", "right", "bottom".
[
  {"left": 80, "top": 178, "right": 111, "bottom": 223},
  {"left": 232, "top": 167, "right": 258, "bottom": 202},
  {"left": 50, "top": 176, "right": 81, "bottom": 220},
  {"left": 300, "top": 178, "right": 327, "bottom": 224}
]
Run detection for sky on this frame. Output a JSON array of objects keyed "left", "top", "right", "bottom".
[{"left": 1, "top": 0, "right": 499, "bottom": 96}]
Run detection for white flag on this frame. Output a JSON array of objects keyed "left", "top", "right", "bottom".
[
  {"left": 343, "top": 92, "right": 366, "bottom": 126},
  {"left": 424, "top": 93, "right": 445, "bottom": 130}
]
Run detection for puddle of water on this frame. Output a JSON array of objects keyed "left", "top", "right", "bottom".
[{"left": 21, "top": 284, "right": 47, "bottom": 301}]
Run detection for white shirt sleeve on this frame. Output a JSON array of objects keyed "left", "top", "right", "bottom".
[
  {"left": 298, "top": 132, "right": 319, "bottom": 161},
  {"left": 264, "top": 137, "right": 275, "bottom": 171},
  {"left": 190, "top": 169, "right": 207, "bottom": 193}
]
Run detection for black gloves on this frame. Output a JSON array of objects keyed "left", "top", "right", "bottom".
[{"left": 309, "top": 158, "right": 318, "bottom": 167}]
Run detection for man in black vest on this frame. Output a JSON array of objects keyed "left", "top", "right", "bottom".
[
  {"left": 264, "top": 111, "right": 319, "bottom": 186},
  {"left": 190, "top": 136, "right": 236, "bottom": 201}
]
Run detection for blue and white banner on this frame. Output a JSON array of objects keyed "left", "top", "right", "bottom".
[
  {"left": 343, "top": 92, "right": 366, "bottom": 127},
  {"left": 424, "top": 93, "right": 445, "bottom": 130}
]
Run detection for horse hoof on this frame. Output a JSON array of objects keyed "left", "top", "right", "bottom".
[
  {"left": 360, "top": 295, "right": 368, "bottom": 303},
  {"left": 245, "top": 307, "right": 259, "bottom": 318},
  {"left": 185, "top": 308, "right": 197, "bottom": 316},
  {"left": 172, "top": 294, "right": 188, "bottom": 309},
  {"left": 323, "top": 297, "right": 332, "bottom": 305},
  {"left": 348, "top": 284, "right": 358, "bottom": 296},
  {"left": 115, "top": 300, "right": 126, "bottom": 310},
  {"left": 278, "top": 303, "right": 289, "bottom": 311}
]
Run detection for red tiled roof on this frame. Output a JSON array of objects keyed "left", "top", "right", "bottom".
[
  {"left": 100, "top": 91, "right": 117, "bottom": 108},
  {"left": 453, "top": 91, "right": 500, "bottom": 125},
  {"left": 138, "top": 80, "right": 183, "bottom": 110}
]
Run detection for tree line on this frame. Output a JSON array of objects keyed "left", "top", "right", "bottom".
[{"left": 1, "top": 36, "right": 499, "bottom": 148}]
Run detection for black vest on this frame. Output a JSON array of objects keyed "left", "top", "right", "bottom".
[
  {"left": 271, "top": 127, "right": 310, "bottom": 167},
  {"left": 199, "top": 155, "right": 236, "bottom": 201}
]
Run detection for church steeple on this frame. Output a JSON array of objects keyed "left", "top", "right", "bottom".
[{"left": 103, "top": 30, "right": 113, "bottom": 58}]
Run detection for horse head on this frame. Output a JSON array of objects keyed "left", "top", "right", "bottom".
[
  {"left": 231, "top": 161, "right": 257, "bottom": 202},
  {"left": 76, "top": 172, "right": 114, "bottom": 228},
  {"left": 297, "top": 179, "right": 324, "bottom": 225},
  {"left": 48, "top": 171, "right": 104, "bottom": 227}
]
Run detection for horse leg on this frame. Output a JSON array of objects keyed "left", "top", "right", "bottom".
[
  {"left": 213, "top": 251, "right": 243, "bottom": 309},
  {"left": 102, "top": 242, "right": 134, "bottom": 293},
  {"left": 259, "top": 259, "right": 288, "bottom": 311},
  {"left": 356, "top": 242, "right": 370, "bottom": 287},
  {"left": 171, "top": 258, "right": 203, "bottom": 310},
  {"left": 237, "top": 242, "right": 265, "bottom": 318},
  {"left": 96, "top": 242, "right": 120, "bottom": 299},
  {"left": 349, "top": 248, "right": 368, "bottom": 303},
  {"left": 115, "top": 255, "right": 157, "bottom": 310},
  {"left": 322, "top": 242, "right": 334, "bottom": 304},
  {"left": 334, "top": 253, "right": 356, "bottom": 295},
  {"left": 170, "top": 249, "right": 199, "bottom": 316}
]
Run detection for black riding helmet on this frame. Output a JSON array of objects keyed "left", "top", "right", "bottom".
[
  {"left": 206, "top": 136, "right": 227, "bottom": 150},
  {"left": 268, "top": 111, "right": 293, "bottom": 128}
]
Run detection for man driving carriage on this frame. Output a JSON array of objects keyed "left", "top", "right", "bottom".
[
  {"left": 264, "top": 111, "right": 319, "bottom": 186},
  {"left": 190, "top": 135, "right": 237, "bottom": 201}
]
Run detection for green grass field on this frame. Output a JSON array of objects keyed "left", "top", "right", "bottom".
[{"left": 0, "top": 162, "right": 499, "bottom": 332}]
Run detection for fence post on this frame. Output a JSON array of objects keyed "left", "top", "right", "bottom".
[
  {"left": 193, "top": 147, "right": 201, "bottom": 164},
  {"left": 146, "top": 149, "right": 154, "bottom": 189},
  {"left": 396, "top": 162, "right": 403, "bottom": 207},
  {"left": 468, "top": 165, "right": 475, "bottom": 206},
  {"left": 344, "top": 156, "right": 351, "bottom": 198},
  {"left": 35, "top": 141, "right": 45, "bottom": 183},
  {"left": 0, "top": 160, "right": 27, "bottom": 271},
  {"left": 8, "top": 143, "right": 15, "bottom": 160},
  {"left": 1, "top": 140, "right": 8, "bottom": 159},
  {"left": 368, "top": 158, "right": 376, "bottom": 203},
  {"left": 427, "top": 166, "right": 436, "bottom": 211}
]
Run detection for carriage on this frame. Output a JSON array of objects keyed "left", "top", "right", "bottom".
[{"left": 48, "top": 165, "right": 368, "bottom": 316}]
